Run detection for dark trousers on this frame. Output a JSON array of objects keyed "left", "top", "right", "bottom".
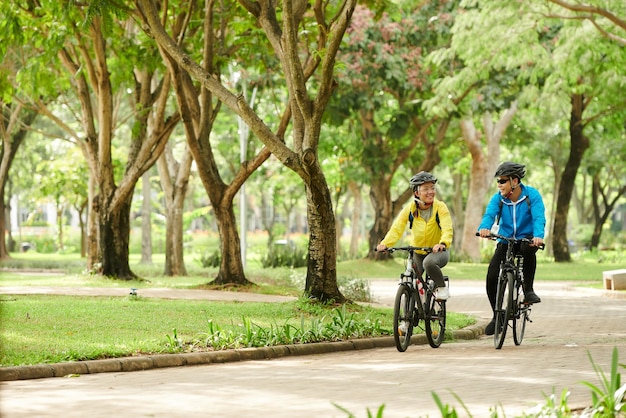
[{"left": 486, "top": 242, "right": 538, "bottom": 310}]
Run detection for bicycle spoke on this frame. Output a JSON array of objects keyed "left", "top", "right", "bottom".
[
  {"left": 393, "top": 285, "right": 414, "bottom": 352},
  {"left": 425, "top": 292, "right": 446, "bottom": 348}
]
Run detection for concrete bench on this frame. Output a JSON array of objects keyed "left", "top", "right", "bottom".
[{"left": 603, "top": 269, "right": 626, "bottom": 291}]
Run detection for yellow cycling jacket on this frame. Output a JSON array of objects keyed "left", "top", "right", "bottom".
[{"left": 380, "top": 198, "right": 453, "bottom": 252}]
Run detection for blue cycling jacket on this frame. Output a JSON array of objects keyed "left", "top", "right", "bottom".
[{"left": 478, "top": 184, "right": 546, "bottom": 241}]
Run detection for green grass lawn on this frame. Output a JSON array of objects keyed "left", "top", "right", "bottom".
[
  {"left": 1, "top": 249, "right": 623, "bottom": 367},
  {"left": 0, "top": 293, "right": 473, "bottom": 367}
]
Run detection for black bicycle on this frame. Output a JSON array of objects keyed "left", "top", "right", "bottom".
[
  {"left": 478, "top": 233, "right": 544, "bottom": 349},
  {"left": 382, "top": 246, "right": 447, "bottom": 351}
]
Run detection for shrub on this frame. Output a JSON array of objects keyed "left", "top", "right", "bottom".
[
  {"left": 196, "top": 250, "right": 222, "bottom": 268},
  {"left": 261, "top": 243, "right": 308, "bottom": 268}
]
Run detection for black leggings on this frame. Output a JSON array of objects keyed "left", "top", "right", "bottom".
[{"left": 486, "top": 242, "right": 538, "bottom": 310}]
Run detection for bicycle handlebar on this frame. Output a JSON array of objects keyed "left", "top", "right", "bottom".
[
  {"left": 475, "top": 232, "right": 545, "bottom": 250},
  {"left": 377, "top": 246, "right": 434, "bottom": 254}
]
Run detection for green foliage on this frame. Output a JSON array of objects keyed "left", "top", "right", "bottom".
[
  {"left": 524, "top": 388, "right": 571, "bottom": 417},
  {"left": 334, "top": 402, "right": 386, "bottom": 418},
  {"left": 194, "top": 303, "right": 388, "bottom": 351},
  {"left": 196, "top": 250, "right": 222, "bottom": 268},
  {"left": 580, "top": 347, "right": 626, "bottom": 416},
  {"left": 432, "top": 390, "right": 473, "bottom": 418},
  {"left": 337, "top": 275, "right": 373, "bottom": 303},
  {"left": 261, "top": 243, "right": 308, "bottom": 268},
  {"left": 28, "top": 235, "right": 57, "bottom": 254}
]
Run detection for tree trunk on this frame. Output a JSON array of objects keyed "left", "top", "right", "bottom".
[
  {"left": 589, "top": 174, "right": 626, "bottom": 249},
  {"left": 99, "top": 193, "right": 136, "bottom": 279},
  {"left": 76, "top": 200, "right": 87, "bottom": 258},
  {"left": 459, "top": 104, "right": 515, "bottom": 261},
  {"left": 163, "top": 200, "right": 187, "bottom": 276},
  {"left": 304, "top": 165, "right": 343, "bottom": 303},
  {"left": 140, "top": 170, "right": 153, "bottom": 264},
  {"left": 553, "top": 94, "right": 590, "bottom": 262},
  {"left": 347, "top": 180, "right": 362, "bottom": 258},
  {"left": 335, "top": 193, "right": 350, "bottom": 255},
  {"left": 0, "top": 189, "right": 8, "bottom": 260},
  {"left": 367, "top": 179, "right": 394, "bottom": 260},
  {"left": 213, "top": 204, "right": 250, "bottom": 286},
  {"left": 86, "top": 174, "right": 99, "bottom": 268},
  {"left": 450, "top": 172, "right": 465, "bottom": 247},
  {"left": 157, "top": 144, "right": 193, "bottom": 276},
  {"left": 56, "top": 204, "right": 65, "bottom": 251}
]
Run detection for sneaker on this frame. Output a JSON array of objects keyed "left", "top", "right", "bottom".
[
  {"left": 398, "top": 321, "right": 408, "bottom": 336},
  {"left": 435, "top": 286, "right": 449, "bottom": 301},
  {"left": 485, "top": 319, "right": 496, "bottom": 336},
  {"left": 524, "top": 291, "right": 541, "bottom": 304}
]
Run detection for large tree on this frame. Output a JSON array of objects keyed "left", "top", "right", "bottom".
[
  {"left": 11, "top": 3, "right": 180, "bottom": 277},
  {"left": 0, "top": 103, "right": 37, "bottom": 259},
  {"left": 1, "top": 10, "right": 44, "bottom": 259},
  {"left": 330, "top": 3, "right": 458, "bottom": 260},
  {"left": 457, "top": 102, "right": 517, "bottom": 260},
  {"left": 142, "top": 1, "right": 274, "bottom": 286},
  {"left": 135, "top": 0, "right": 357, "bottom": 301},
  {"left": 157, "top": 141, "right": 192, "bottom": 276},
  {"left": 427, "top": 0, "right": 626, "bottom": 261}
]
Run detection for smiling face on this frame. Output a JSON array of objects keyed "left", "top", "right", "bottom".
[
  {"left": 416, "top": 181, "right": 436, "bottom": 205},
  {"left": 497, "top": 176, "right": 519, "bottom": 196}
]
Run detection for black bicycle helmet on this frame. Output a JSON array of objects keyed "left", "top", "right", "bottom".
[
  {"left": 494, "top": 162, "right": 526, "bottom": 179},
  {"left": 409, "top": 171, "right": 438, "bottom": 191}
]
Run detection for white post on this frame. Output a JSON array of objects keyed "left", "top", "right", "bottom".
[{"left": 237, "top": 81, "right": 257, "bottom": 268}]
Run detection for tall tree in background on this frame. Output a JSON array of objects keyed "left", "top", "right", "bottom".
[
  {"left": 10, "top": 2, "right": 180, "bottom": 277},
  {"left": 546, "top": 0, "right": 626, "bottom": 46},
  {"left": 157, "top": 140, "right": 192, "bottom": 276},
  {"left": 1, "top": 9, "right": 43, "bottom": 259},
  {"left": 0, "top": 103, "right": 37, "bottom": 259},
  {"left": 136, "top": 0, "right": 357, "bottom": 301},
  {"left": 330, "top": 2, "right": 457, "bottom": 260},
  {"left": 427, "top": 1, "right": 626, "bottom": 261},
  {"left": 457, "top": 102, "right": 517, "bottom": 260},
  {"left": 137, "top": 1, "right": 273, "bottom": 286},
  {"left": 544, "top": 1, "right": 626, "bottom": 260}
]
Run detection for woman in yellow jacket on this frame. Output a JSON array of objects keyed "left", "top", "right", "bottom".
[{"left": 376, "top": 172, "right": 454, "bottom": 300}]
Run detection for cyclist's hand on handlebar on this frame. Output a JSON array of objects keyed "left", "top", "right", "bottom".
[
  {"left": 478, "top": 229, "right": 491, "bottom": 238},
  {"left": 376, "top": 244, "right": 388, "bottom": 253},
  {"left": 531, "top": 237, "right": 544, "bottom": 247},
  {"left": 433, "top": 243, "right": 446, "bottom": 253}
]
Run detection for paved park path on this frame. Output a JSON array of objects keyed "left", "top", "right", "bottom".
[{"left": 1, "top": 280, "right": 626, "bottom": 417}]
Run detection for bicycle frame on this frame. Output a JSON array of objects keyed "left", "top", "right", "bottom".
[
  {"left": 385, "top": 246, "right": 447, "bottom": 351},
  {"left": 479, "top": 233, "right": 544, "bottom": 349}
]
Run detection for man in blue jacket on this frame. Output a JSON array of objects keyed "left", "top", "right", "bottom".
[{"left": 478, "top": 162, "right": 546, "bottom": 335}]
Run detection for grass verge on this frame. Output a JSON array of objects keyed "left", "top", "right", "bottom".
[{"left": 0, "top": 294, "right": 473, "bottom": 367}]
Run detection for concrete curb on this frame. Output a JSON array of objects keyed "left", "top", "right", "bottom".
[{"left": 0, "top": 323, "right": 486, "bottom": 381}]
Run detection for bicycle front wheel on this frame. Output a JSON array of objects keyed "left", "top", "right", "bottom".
[
  {"left": 425, "top": 292, "right": 446, "bottom": 348},
  {"left": 393, "top": 284, "right": 414, "bottom": 352},
  {"left": 494, "top": 271, "right": 514, "bottom": 349},
  {"left": 513, "top": 281, "right": 527, "bottom": 345}
]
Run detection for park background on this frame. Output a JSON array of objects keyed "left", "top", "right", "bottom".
[{"left": 1, "top": 1, "right": 625, "bottom": 304}]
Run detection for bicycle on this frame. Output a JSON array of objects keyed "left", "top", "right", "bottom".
[
  {"left": 477, "top": 232, "right": 545, "bottom": 349},
  {"left": 381, "top": 246, "right": 448, "bottom": 351}
]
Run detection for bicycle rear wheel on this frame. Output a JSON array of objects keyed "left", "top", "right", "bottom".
[
  {"left": 425, "top": 292, "right": 446, "bottom": 348},
  {"left": 513, "top": 281, "right": 527, "bottom": 345},
  {"left": 393, "top": 284, "right": 414, "bottom": 352},
  {"left": 494, "top": 271, "right": 514, "bottom": 349}
]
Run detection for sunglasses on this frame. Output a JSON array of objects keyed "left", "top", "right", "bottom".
[{"left": 496, "top": 178, "right": 510, "bottom": 184}]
